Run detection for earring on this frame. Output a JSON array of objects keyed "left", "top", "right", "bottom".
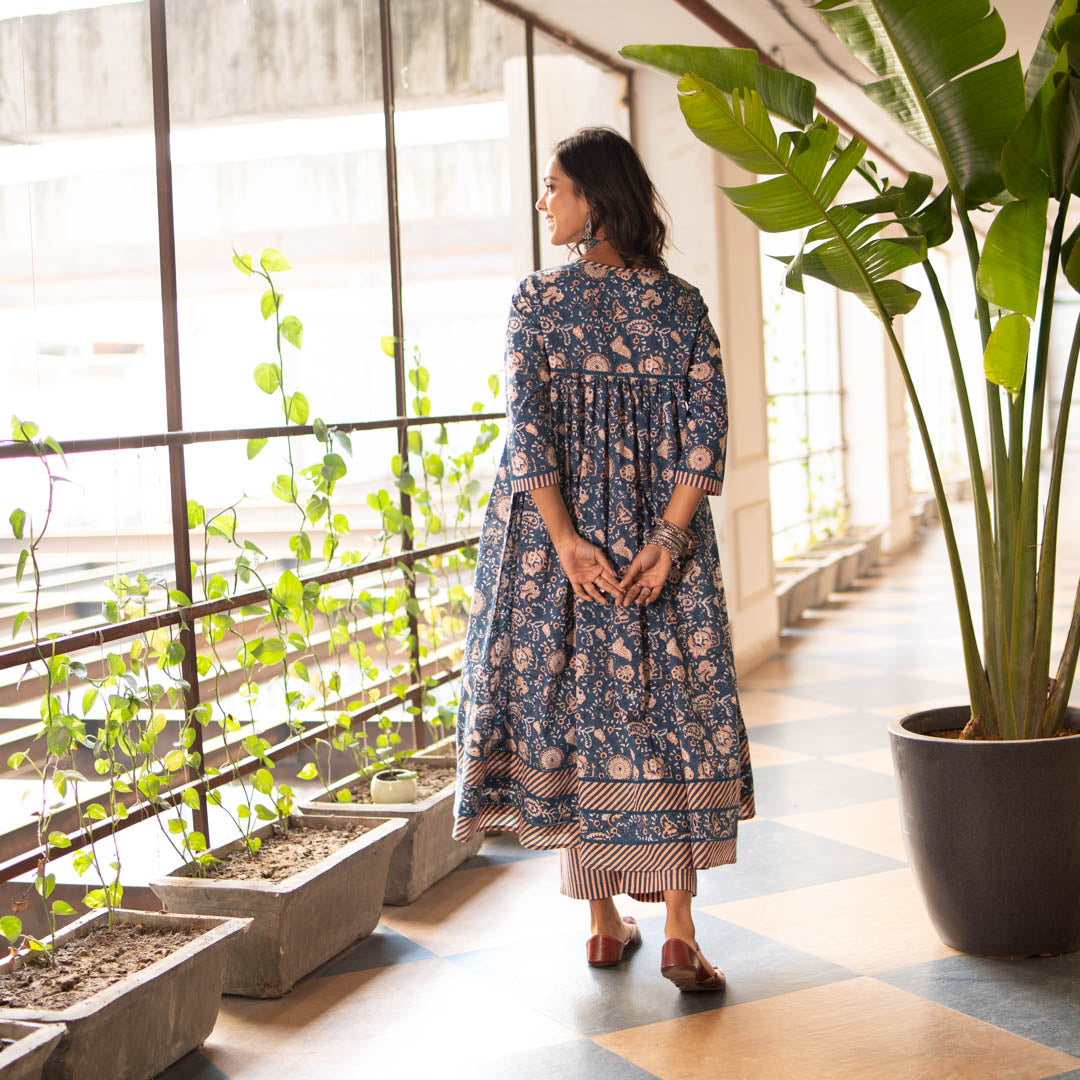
[{"left": 580, "top": 215, "right": 600, "bottom": 253}]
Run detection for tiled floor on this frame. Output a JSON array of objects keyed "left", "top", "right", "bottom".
[{"left": 159, "top": 504, "right": 1080, "bottom": 1080}]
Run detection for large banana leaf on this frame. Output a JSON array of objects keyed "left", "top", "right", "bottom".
[
  {"left": 619, "top": 45, "right": 815, "bottom": 127},
  {"left": 976, "top": 195, "right": 1049, "bottom": 317},
  {"left": 676, "top": 73, "right": 922, "bottom": 317},
  {"left": 811, "top": 0, "right": 1026, "bottom": 207}
]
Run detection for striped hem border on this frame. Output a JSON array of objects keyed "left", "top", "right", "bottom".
[
  {"left": 458, "top": 748, "right": 577, "bottom": 801},
  {"left": 559, "top": 847, "right": 698, "bottom": 901},
  {"left": 576, "top": 835, "right": 737, "bottom": 874},
  {"left": 577, "top": 776, "right": 740, "bottom": 814},
  {"left": 509, "top": 468, "right": 561, "bottom": 493},
  {"left": 451, "top": 804, "right": 579, "bottom": 848},
  {"left": 672, "top": 468, "right": 723, "bottom": 494}
]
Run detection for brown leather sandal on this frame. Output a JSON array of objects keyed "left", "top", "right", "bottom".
[
  {"left": 586, "top": 916, "right": 642, "bottom": 967},
  {"left": 660, "top": 938, "right": 726, "bottom": 991}
]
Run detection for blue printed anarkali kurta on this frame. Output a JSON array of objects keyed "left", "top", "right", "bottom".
[{"left": 452, "top": 259, "right": 755, "bottom": 878}]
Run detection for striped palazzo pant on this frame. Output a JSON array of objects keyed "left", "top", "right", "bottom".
[{"left": 559, "top": 841, "right": 698, "bottom": 902}]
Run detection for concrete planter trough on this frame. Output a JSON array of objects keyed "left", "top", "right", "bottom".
[
  {"left": 0, "top": 1021, "right": 65, "bottom": 1080},
  {"left": 844, "top": 526, "right": 884, "bottom": 577},
  {"left": 0, "top": 909, "right": 248, "bottom": 1080},
  {"left": 775, "top": 563, "right": 818, "bottom": 627},
  {"left": 300, "top": 757, "right": 482, "bottom": 905},
  {"left": 150, "top": 812, "right": 405, "bottom": 998},
  {"left": 808, "top": 539, "right": 864, "bottom": 591}
]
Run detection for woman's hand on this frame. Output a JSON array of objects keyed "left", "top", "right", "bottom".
[
  {"left": 618, "top": 543, "right": 672, "bottom": 607},
  {"left": 555, "top": 533, "right": 625, "bottom": 604}
]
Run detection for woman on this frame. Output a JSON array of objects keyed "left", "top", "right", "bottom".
[{"left": 452, "top": 126, "right": 754, "bottom": 992}]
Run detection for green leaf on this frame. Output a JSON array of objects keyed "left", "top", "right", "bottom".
[
  {"left": 296, "top": 762, "right": 318, "bottom": 780},
  {"left": 286, "top": 391, "right": 309, "bottom": 424},
  {"left": 7, "top": 750, "right": 26, "bottom": 769},
  {"left": 12, "top": 610, "right": 29, "bottom": 640},
  {"left": 1046, "top": 71, "right": 1080, "bottom": 198},
  {"left": 976, "top": 194, "right": 1049, "bottom": 317},
  {"left": 0, "top": 916, "right": 21, "bottom": 943},
  {"left": 272, "top": 474, "right": 298, "bottom": 502},
  {"left": 51, "top": 900, "right": 76, "bottom": 916},
  {"left": 182, "top": 787, "right": 202, "bottom": 810},
  {"left": 289, "top": 531, "right": 312, "bottom": 562},
  {"left": 260, "top": 247, "right": 292, "bottom": 272},
  {"left": 169, "top": 589, "right": 192, "bottom": 607},
  {"left": 15, "top": 549, "right": 28, "bottom": 585},
  {"left": 1063, "top": 223, "right": 1080, "bottom": 293},
  {"left": 247, "top": 437, "right": 268, "bottom": 459},
  {"left": 163, "top": 749, "right": 185, "bottom": 772},
  {"left": 272, "top": 571, "right": 304, "bottom": 615},
  {"left": 1025, "top": 0, "right": 1072, "bottom": 106},
  {"left": 984, "top": 313, "right": 1030, "bottom": 394},
  {"left": 187, "top": 499, "right": 205, "bottom": 529},
  {"left": 1002, "top": 88, "right": 1050, "bottom": 200},
  {"left": 811, "top": 0, "right": 1026, "bottom": 206},
  {"left": 256, "top": 638, "right": 286, "bottom": 665},
  {"left": 619, "top": 44, "right": 817, "bottom": 127},
  {"left": 380, "top": 335, "right": 398, "bottom": 357},
  {"left": 487, "top": 374, "right": 500, "bottom": 398},
  {"left": 904, "top": 186, "right": 953, "bottom": 248},
  {"left": 168, "top": 818, "right": 185, "bottom": 834},
  {"left": 254, "top": 363, "right": 282, "bottom": 394},
  {"left": 107, "top": 653, "right": 126, "bottom": 677},
  {"left": 10, "top": 416, "right": 38, "bottom": 442},
  {"left": 47, "top": 830, "right": 71, "bottom": 849},
  {"left": 321, "top": 453, "right": 347, "bottom": 483},
  {"left": 254, "top": 803, "right": 277, "bottom": 821},
  {"left": 254, "top": 767, "right": 275, "bottom": 795},
  {"left": 676, "top": 76, "right": 798, "bottom": 177},
  {"left": 280, "top": 315, "right": 303, "bottom": 349},
  {"left": 9, "top": 508, "right": 25, "bottom": 539},
  {"left": 232, "top": 251, "right": 253, "bottom": 276},
  {"left": 260, "top": 289, "right": 281, "bottom": 320}
]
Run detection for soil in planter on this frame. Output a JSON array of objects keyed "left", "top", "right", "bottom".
[
  {"left": 201, "top": 820, "right": 375, "bottom": 883},
  {"left": 0, "top": 922, "right": 202, "bottom": 1011},
  {"left": 342, "top": 763, "right": 456, "bottom": 804},
  {"left": 933, "top": 728, "right": 1080, "bottom": 741}
]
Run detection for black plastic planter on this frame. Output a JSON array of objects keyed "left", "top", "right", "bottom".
[{"left": 890, "top": 706, "right": 1080, "bottom": 958}]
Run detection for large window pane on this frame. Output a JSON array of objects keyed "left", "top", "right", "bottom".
[
  {"left": 391, "top": 0, "right": 527, "bottom": 418},
  {"left": 166, "top": 0, "right": 394, "bottom": 441},
  {"left": 0, "top": 3, "right": 165, "bottom": 440},
  {"left": 761, "top": 234, "right": 847, "bottom": 559}
]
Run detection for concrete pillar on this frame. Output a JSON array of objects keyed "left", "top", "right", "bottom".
[{"left": 632, "top": 67, "right": 779, "bottom": 672}]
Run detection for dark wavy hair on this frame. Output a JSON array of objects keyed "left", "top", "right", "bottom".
[{"left": 553, "top": 127, "right": 669, "bottom": 270}]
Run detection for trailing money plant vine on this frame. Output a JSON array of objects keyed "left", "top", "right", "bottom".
[{"left": 3, "top": 246, "right": 502, "bottom": 902}]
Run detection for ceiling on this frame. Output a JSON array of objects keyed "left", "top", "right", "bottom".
[{"left": 513, "top": 0, "right": 1063, "bottom": 194}]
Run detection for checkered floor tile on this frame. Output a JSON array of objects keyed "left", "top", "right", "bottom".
[{"left": 157, "top": 502, "right": 1080, "bottom": 1079}]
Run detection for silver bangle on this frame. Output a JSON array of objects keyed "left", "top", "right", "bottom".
[{"left": 644, "top": 518, "right": 692, "bottom": 561}]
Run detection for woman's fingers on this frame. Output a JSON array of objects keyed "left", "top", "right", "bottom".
[
  {"left": 598, "top": 574, "right": 623, "bottom": 598},
  {"left": 582, "top": 579, "right": 608, "bottom": 604}
]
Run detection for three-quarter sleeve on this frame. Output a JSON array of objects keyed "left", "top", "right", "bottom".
[
  {"left": 673, "top": 297, "right": 728, "bottom": 496},
  {"left": 504, "top": 283, "right": 561, "bottom": 493}
]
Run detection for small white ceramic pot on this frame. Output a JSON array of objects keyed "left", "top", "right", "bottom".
[{"left": 370, "top": 768, "right": 419, "bottom": 804}]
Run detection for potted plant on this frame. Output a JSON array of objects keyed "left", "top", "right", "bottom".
[
  {"left": 3, "top": 421, "right": 251, "bottom": 1079},
  {"left": 298, "top": 749, "right": 480, "bottom": 906},
  {"left": 148, "top": 805, "right": 406, "bottom": 998},
  {"left": 624, "top": 0, "right": 1080, "bottom": 956}
]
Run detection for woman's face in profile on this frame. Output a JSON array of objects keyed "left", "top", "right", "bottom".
[{"left": 536, "top": 155, "right": 589, "bottom": 248}]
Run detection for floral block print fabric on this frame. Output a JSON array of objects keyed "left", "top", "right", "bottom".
[{"left": 452, "top": 260, "right": 755, "bottom": 875}]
